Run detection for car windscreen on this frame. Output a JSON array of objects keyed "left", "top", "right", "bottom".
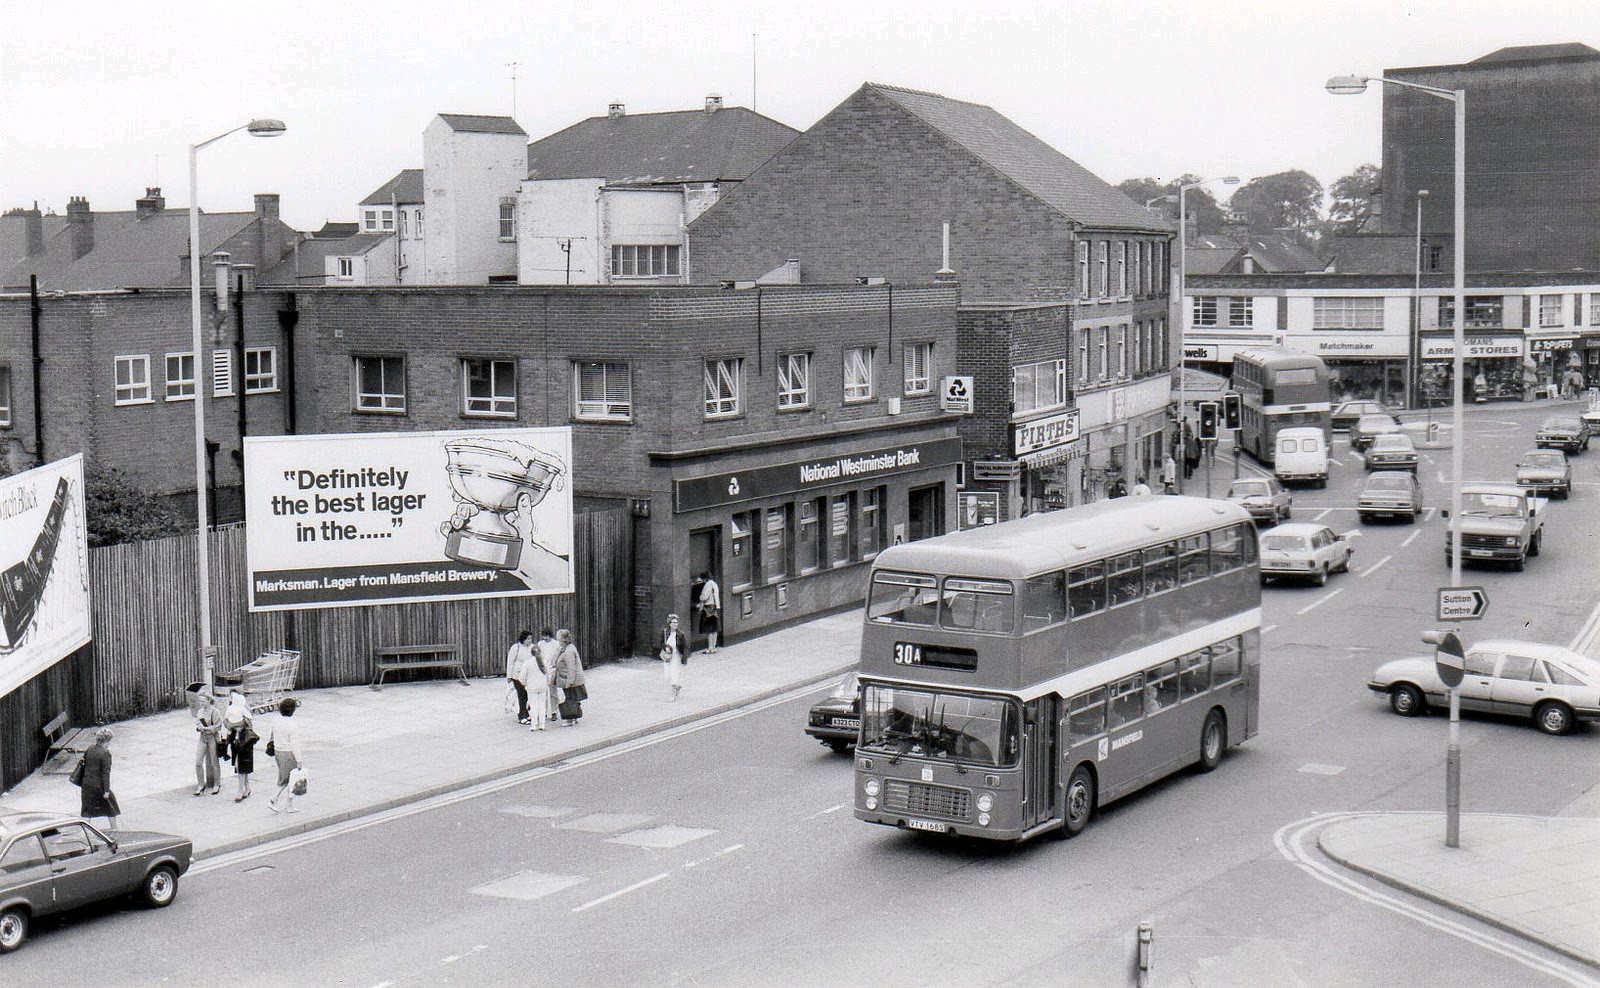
[
  {"left": 1461, "top": 493, "right": 1523, "bottom": 515},
  {"left": 1365, "top": 475, "right": 1412, "bottom": 491},
  {"left": 859, "top": 685, "right": 1018, "bottom": 767},
  {"left": 1521, "top": 452, "right": 1564, "bottom": 467},
  {"left": 1541, "top": 418, "right": 1579, "bottom": 430},
  {"left": 1229, "top": 481, "right": 1270, "bottom": 498},
  {"left": 1260, "top": 535, "right": 1309, "bottom": 550}
]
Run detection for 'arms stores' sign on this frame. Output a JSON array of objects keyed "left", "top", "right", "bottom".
[{"left": 674, "top": 438, "right": 963, "bottom": 512}]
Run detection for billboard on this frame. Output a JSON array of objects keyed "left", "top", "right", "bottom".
[
  {"left": 0, "top": 455, "right": 92, "bottom": 700},
  {"left": 244, "top": 429, "right": 574, "bottom": 611}
]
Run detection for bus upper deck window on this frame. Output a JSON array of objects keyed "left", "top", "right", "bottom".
[
  {"left": 1020, "top": 572, "right": 1067, "bottom": 631},
  {"left": 941, "top": 578, "right": 1014, "bottom": 633},
  {"left": 869, "top": 573, "right": 938, "bottom": 625}
]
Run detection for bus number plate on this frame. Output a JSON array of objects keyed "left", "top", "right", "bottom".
[
  {"left": 893, "top": 642, "right": 923, "bottom": 665},
  {"left": 904, "top": 818, "right": 948, "bottom": 833}
]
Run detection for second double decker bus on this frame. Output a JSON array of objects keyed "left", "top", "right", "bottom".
[
  {"left": 854, "top": 495, "right": 1261, "bottom": 842},
  {"left": 1231, "top": 347, "right": 1331, "bottom": 463}
]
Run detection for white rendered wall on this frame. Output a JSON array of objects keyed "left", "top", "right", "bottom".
[{"left": 422, "top": 117, "right": 525, "bottom": 284}]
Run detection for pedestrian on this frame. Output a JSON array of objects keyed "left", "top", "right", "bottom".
[
  {"left": 267, "top": 697, "right": 304, "bottom": 814},
  {"left": 1161, "top": 454, "right": 1177, "bottom": 494},
  {"left": 1108, "top": 477, "right": 1127, "bottom": 498},
  {"left": 224, "top": 689, "right": 257, "bottom": 803},
  {"left": 78, "top": 727, "right": 120, "bottom": 830},
  {"left": 660, "top": 613, "right": 689, "bottom": 702},
  {"left": 505, "top": 629, "right": 535, "bottom": 726},
  {"left": 553, "top": 628, "right": 586, "bottom": 726},
  {"left": 696, "top": 572, "right": 721, "bottom": 653},
  {"left": 1183, "top": 422, "right": 1200, "bottom": 479},
  {"left": 534, "top": 626, "right": 560, "bottom": 724},
  {"left": 1132, "top": 475, "right": 1153, "bottom": 496},
  {"left": 193, "top": 690, "right": 223, "bottom": 796}
]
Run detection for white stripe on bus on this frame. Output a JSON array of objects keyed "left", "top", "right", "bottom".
[{"left": 1259, "top": 402, "right": 1333, "bottom": 414}]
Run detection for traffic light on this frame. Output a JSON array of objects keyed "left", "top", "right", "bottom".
[
  {"left": 1197, "top": 401, "right": 1219, "bottom": 441},
  {"left": 1223, "top": 392, "right": 1242, "bottom": 431}
]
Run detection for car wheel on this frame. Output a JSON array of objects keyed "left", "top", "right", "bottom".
[
  {"left": 1408, "top": 509, "right": 1419, "bottom": 524},
  {"left": 1528, "top": 533, "right": 1541, "bottom": 557},
  {"left": 1315, "top": 565, "right": 1328, "bottom": 586},
  {"left": 0, "top": 907, "right": 26, "bottom": 953},
  {"left": 1359, "top": 513, "right": 1371, "bottom": 524},
  {"left": 1337, "top": 551, "right": 1352, "bottom": 573},
  {"left": 1390, "top": 683, "right": 1426, "bottom": 717},
  {"left": 140, "top": 865, "right": 179, "bottom": 908},
  {"left": 826, "top": 739, "right": 851, "bottom": 754},
  {"left": 1062, "top": 764, "right": 1096, "bottom": 838},
  {"left": 1197, "top": 710, "right": 1226, "bottom": 772},
  {"left": 1534, "top": 701, "right": 1574, "bottom": 736},
  {"left": 1512, "top": 553, "right": 1525, "bottom": 571}
]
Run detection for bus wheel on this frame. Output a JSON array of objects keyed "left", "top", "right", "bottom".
[
  {"left": 1062, "top": 765, "right": 1096, "bottom": 838},
  {"left": 1198, "top": 710, "right": 1226, "bottom": 772}
]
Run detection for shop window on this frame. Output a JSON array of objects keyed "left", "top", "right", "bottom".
[
  {"left": 165, "top": 352, "right": 196, "bottom": 401},
  {"left": 797, "top": 498, "right": 823, "bottom": 573},
  {"left": 1313, "top": 297, "right": 1384, "bottom": 330},
  {"left": 704, "top": 357, "right": 742, "bottom": 418},
  {"left": 859, "top": 486, "right": 885, "bottom": 557},
  {"left": 462, "top": 358, "right": 517, "bottom": 417},
  {"left": 574, "top": 361, "right": 632, "bottom": 421},
  {"left": 728, "top": 511, "right": 756, "bottom": 590},
  {"left": 778, "top": 352, "right": 811, "bottom": 409},
  {"left": 903, "top": 342, "right": 932, "bottom": 395},
  {"left": 844, "top": 347, "right": 876, "bottom": 403},
  {"left": 1013, "top": 359, "right": 1067, "bottom": 415},
  {"left": 763, "top": 506, "right": 790, "bottom": 583},
  {"left": 828, "top": 493, "right": 854, "bottom": 566}
]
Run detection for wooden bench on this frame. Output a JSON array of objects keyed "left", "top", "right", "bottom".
[
  {"left": 41, "top": 711, "right": 92, "bottom": 775},
  {"left": 371, "top": 644, "right": 468, "bottom": 690}
]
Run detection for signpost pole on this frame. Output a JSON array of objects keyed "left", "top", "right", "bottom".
[
  {"left": 1204, "top": 442, "right": 1214, "bottom": 499},
  {"left": 1446, "top": 687, "right": 1461, "bottom": 848}
]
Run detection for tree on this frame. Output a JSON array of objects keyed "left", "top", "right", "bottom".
[
  {"left": 1115, "top": 176, "right": 1227, "bottom": 233},
  {"left": 85, "top": 466, "right": 188, "bottom": 547},
  {"left": 1326, "top": 163, "right": 1382, "bottom": 235},
  {"left": 1228, "top": 170, "right": 1325, "bottom": 244}
]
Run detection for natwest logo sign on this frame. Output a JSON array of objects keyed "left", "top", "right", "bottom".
[
  {"left": 1013, "top": 409, "right": 1081, "bottom": 456},
  {"left": 673, "top": 438, "right": 963, "bottom": 513}
]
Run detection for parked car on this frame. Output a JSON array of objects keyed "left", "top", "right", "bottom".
[
  {"left": 1358, "top": 471, "right": 1423, "bottom": 523},
  {"left": 1515, "top": 449, "right": 1572, "bottom": 499},
  {"left": 1350, "top": 413, "right": 1403, "bottom": 451},
  {"left": 1258, "top": 522, "right": 1352, "bottom": 585},
  {"left": 1443, "top": 483, "right": 1544, "bottom": 571},
  {"left": 1225, "top": 477, "right": 1292, "bottom": 524},
  {"left": 805, "top": 672, "right": 861, "bottom": 752},
  {"left": 1581, "top": 400, "right": 1600, "bottom": 433},
  {"left": 1272, "top": 426, "right": 1329, "bottom": 487},
  {"left": 0, "top": 813, "right": 192, "bottom": 952},
  {"left": 1369, "top": 639, "right": 1600, "bottom": 735},
  {"left": 1331, "top": 400, "right": 1388, "bottom": 432},
  {"left": 1364, "top": 432, "right": 1419, "bottom": 472},
  {"left": 1535, "top": 415, "right": 1590, "bottom": 453}
]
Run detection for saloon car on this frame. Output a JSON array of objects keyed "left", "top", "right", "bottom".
[
  {"left": 1258, "top": 523, "right": 1352, "bottom": 585},
  {"left": 1350, "top": 413, "right": 1403, "bottom": 451},
  {"left": 1358, "top": 471, "right": 1423, "bottom": 523},
  {"left": 1534, "top": 415, "right": 1590, "bottom": 454},
  {"left": 805, "top": 672, "right": 861, "bottom": 752},
  {"left": 1582, "top": 401, "right": 1600, "bottom": 433},
  {"left": 1331, "top": 400, "right": 1388, "bottom": 432},
  {"left": 1515, "top": 449, "right": 1572, "bottom": 499},
  {"left": 0, "top": 813, "right": 192, "bottom": 952},
  {"left": 1368, "top": 639, "right": 1600, "bottom": 735},
  {"left": 1364, "top": 432, "right": 1419, "bottom": 472},
  {"left": 1225, "top": 477, "right": 1292, "bottom": 524}
]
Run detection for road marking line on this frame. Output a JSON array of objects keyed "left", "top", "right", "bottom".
[
  {"left": 1569, "top": 597, "right": 1600, "bottom": 656},
  {"left": 1402, "top": 531, "right": 1420, "bottom": 548},
  {"left": 1262, "top": 625, "right": 1277, "bottom": 635},
  {"left": 682, "top": 843, "right": 744, "bottom": 871},
  {"left": 804, "top": 804, "right": 846, "bottom": 820},
  {"left": 1436, "top": 470, "right": 1448, "bottom": 485},
  {"left": 1422, "top": 507, "right": 1437, "bottom": 521},
  {"left": 1359, "top": 555, "right": 1393, "bottom": 578},
  {"left": 572, "top": 872, "right": 671, "bottom": 913},
  {"left": 1297, "top": 588, "right": 1342, "bottom": 615},
  {"left": 1349, "top": 451, "right": 1366, "bottom": 463},
  {"left": 1297, "top": 763, "right": 1346, "bottom": 776},
  {"left": 1340, "top": 529, "right": 1362, "bottom": 539},
  {"left": 1314, "top": 508, "right": 1332, "bottom": 521}
]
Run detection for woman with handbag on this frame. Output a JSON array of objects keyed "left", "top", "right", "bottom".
[
  {"left": 268, "top": 697, "right": 304, "bottom": 814},
  {"left": 224, "top": 690, "right": 257, "bottom": 803},
  {"left": 553, "top": 628, "right": 586, "bottom": 726},
  {"left": 660, "top": 613, "right": 689, "bottom": 702},
  {"left": 193, "top": 691, "right": 223, "bottom": 796},
  {"left": 505, "top": 630, "right": 536, "bottom": 726},
  {"left": 79, "top": 728, "right": 120, "bottom": 830}
]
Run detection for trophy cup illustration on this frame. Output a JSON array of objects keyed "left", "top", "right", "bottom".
[{"left": 439, "top": 438, "right": 566, "bottom": 570}]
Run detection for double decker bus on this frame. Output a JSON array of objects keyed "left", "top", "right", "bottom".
[
  {"left": 1231, "top": 347, "right": 1331, "bottom": 463},
  {"left": 855, "top": 496, "right": 1261, "bottom": 842}
]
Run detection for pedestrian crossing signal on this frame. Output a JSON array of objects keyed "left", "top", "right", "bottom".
[
  {"left": 1223, "top": 392, "right": 1241, "bottom": 430},
  {"left": 1198, "top": 401, "right": 1219, "bottom": 441}
]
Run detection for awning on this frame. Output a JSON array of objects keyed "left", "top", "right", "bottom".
[{"left": 1021, "top": 441, "right": 1085, "bottom": 468}]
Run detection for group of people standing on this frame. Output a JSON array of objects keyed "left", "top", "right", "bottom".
[{"left": 506, "top": 627, "right": 587, "bottom": 729}]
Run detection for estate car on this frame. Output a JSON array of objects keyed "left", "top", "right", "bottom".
[{"left": 1258, "top": 522, "right": 1352, "bottom": 585}]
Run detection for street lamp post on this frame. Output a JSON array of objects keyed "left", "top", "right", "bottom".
[
  {"left": 189, "top": 118, "right": 286, "bottom": 693},
  {"left": 1329, "top": 74, "right": 1465, "bottom": 848},
  {"left": 1412, "top": 189, "right": 1429, "bottom": 412},
  {"left": 1173, "top": 176, "right": 1239, "bottom": 493}
]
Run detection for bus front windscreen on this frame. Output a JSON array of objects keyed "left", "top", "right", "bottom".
[{"left": 859, "top": 685, "right": 1018, "bottom": 767}]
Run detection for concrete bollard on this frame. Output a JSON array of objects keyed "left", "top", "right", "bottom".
[{"left": 1136, "top": 921, "right": 1152, "bottom": 987}]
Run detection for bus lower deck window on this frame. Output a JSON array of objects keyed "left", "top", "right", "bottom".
[{"left": 1068, "top": 688, "right": 1106, "bottom": 743}]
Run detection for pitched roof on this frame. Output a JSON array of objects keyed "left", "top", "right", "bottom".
[
  {"left": 261, "top": 233, "right": 393, "bottom": 285},
  {"left": 314, "top": 221, "right": 360, "bottom": 239},
  {"left": 1244, "top": 235, "right": 1324, "bottom": 273},
  {"left": 437, "top": 113, "right": 526, "bottom": 135},
  {"left": 865, "top": 84, "right": 1172, "bottom": 232},
  {"left": 1471, "top": 43, "right": 1600, "bottom": 64},
  {"left": 48, "top": 211, "right": 257, "bottom": 289},
  {"left": 1324, "top": 235, "right": 1423, "bottom": 274},
  {"left": 0, "top": 211, "right": 69, "bottom": 281},
  {"left": 525, "top": 106, "right": 799, "bottom": 184},
  {"left": 1185, "top": 247, "right": 1243, "bottom": 275},
  {"left": 360, "top": 169, "right": 424, "bottom": 206}
]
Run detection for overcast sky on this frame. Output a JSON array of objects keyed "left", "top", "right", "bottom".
[{"left": 4, "top": 0, "right": 1596, "bottom": 231}]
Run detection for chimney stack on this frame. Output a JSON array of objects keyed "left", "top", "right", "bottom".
[
  {"left": 135, "top": 187, "right": 165, "bottom": 218},
  {"left": 18, "top": 202, "right": 45, "bottom": 255},
  {"left": 254, "top": 193, "right": 280, "bottom": 225},
  {"left": 66, "top": 196, "right": 93, "bottom": 258},
  {"left": 704, "top": 94, "right": 723, "bottom": 114},
  {"left": 607, "top": 101, "right": 626, "bottom": 120},
  {"left": 213, "top": 251, "right": 232, "bottom": 312}
]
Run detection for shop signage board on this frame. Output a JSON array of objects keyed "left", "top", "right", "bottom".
[
  {"left": 1529, "top": 338, "right": 1577, "bottom": 353},
  {"left": 1182, "top": 344, "right": 1219, "bottom": 361},
  {"left": 243, "top": 429, "right": 575, "bottom": 611},
  {"left": 970, "top": 460, "right": 1022, "bottom": 481},
  {"left": 1292, "top": 333, "right": 1408, "bottom": 358},
  {"left": 958, "top": 491, "right": 1000, "bottom": 530},
  {"left": 1012, "top": 409, "right": 1081, "bottom": 456},
  {"left": 674, "top": 437, "right": 964, "bottom": 513},
  {"left": 0, "top": 455, "right": 92, "bottom": 701},
  {"left": 940, "top": 376, "right": 974, "bottom": 414},
  {"left": 1421, "top": 336, "right": 1525, "bottom": 359}
]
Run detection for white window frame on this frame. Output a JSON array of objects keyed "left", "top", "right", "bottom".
[
  {"left": 1130, "top": 242, "right": 1141, "bottom": 296},
  {"left": 245, "top": 347, "right": 279, "bottom": 394},
  {"left": 164, "top": 352, "right": 196, "bottom": 402},
  {"left": 1313, "top": 296, "right": 1384, "bottom": 330},
  {"left": 573, "top": 361, "right": 633, "bottom": 421},
  {"left": 362, "top": 209, "right": 379, "bottom": 232},
  {"left": 1078, "top": 329, "right": 1091, "bottom": 384},
  {"left": 1539, "top": 294, "right": 1564, "bottom": 328},
  {"left": 704, "top": 357, "right": 743, "bottom": 418},
  {"left": 1116, "top": 241, "right": 1128, "bottom": 296},
  {"left": 353, "top": 355, "right": 406, "bottom": 413},
  {"left": 1096, "top": 241, "right": 1109, "bottom": 297},
  {"left": 1076, "top": 241, "right": 1090, "bottom": 299},
  {"left": 843, "top": 346, "right": 876, "bottom": 403},
  {"left": 1590, "top": 293, "right": 1600, "bottom": 326},
  {"left": 114, "top": 355, "right": 152, "bottom": 405},
  {"left": 211, "top": 349, "right": 234, "bottom": 397},
  {"left": 1192, "top": 296, "right": 1219, "bottom": 327},
  {"left": 1116, "top": 324, "right": 1128, "bottom": 378},
  {"left": 0, "top": 365, "right": 11, "bottom": 427},
  {"left": 462, "top": 358, "right": 517, "bottom": 418},
  {"left": 415, "top": 208, "right": 424, "bottom": 239},
  {"left": 336, "top": 257, "right": 355, "bottom": 281},
  {"left": 903, "top": 342, "right": 932, "bottom": 395},
  {"left": 1227, "top": 297, "right": 1252, "bottom": 327},
  {"left": 1097, "top": 328, "right": 1109, "bottom": 379},
  {"left": 777, "top": 352, "right": 811, "bottom": 410},
  {"left": 380, "top": 208, "right": 395, "bottom": 232},
  {"left": 611, "top": 244, "right": 682, "bottom": 278},
  {"left": 1012, "top": 358, "right": 1068, "bottom": 416},
  {"left": 498, "top": 198, "right": 517, "bottom": 241}
]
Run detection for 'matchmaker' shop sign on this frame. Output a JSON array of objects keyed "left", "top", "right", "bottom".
[{"left": 674, "top": 438, "right": 963, "bottom": 512}]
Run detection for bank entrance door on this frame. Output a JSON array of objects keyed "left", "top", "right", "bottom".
[
  {"left": 688, "top": 527, "right": 721, "bottom": 650},
  {"left": 907, "top": 483, "right": 945, "bottom": 541}
]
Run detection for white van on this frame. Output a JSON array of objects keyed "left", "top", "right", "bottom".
[{"left": 1273, "top": 427, "right": 1328, "bottom": 487}]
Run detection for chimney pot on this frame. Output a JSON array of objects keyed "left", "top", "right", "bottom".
[
  {"left": 135, "top": 187, "right": 165, "bottom": 218},
  {"left": 704, "top": 94, "right": 723, "bottom": 113},
  {"left": 607, "top": 101, "right": 626, "bottom": 119}
]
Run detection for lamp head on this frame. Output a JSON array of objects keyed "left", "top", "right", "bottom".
[
  {"left": 246, "top": 119, "right": 288, "bottom": 138},
  {"left": 1417, "top": 189, "right": 1430, "bottom": 198},
  {"left": 1220, "top": 176, "right": 1240, "bottom": 186},
  {"left": 1325, "top": 75, "right": 1370, "bottom": 96}
]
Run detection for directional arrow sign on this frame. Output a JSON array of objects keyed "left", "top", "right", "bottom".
[{"left": 1437, "top": 586, "right": 1488, "bottom": 622}]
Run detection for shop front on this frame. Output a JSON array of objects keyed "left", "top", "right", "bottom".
[
  {"left": 1586, "top": 335, "right": 1600, "bottom": 388},
  {"left": 1015, "top": 408, "right": 1083, "bottom": 515},
  {"left": 1528, "top": 336, "right": 1584, "bottom": 396},
  {"left": 1286, "top": 332, "right": 1408, "bottom": 407},
  {"left": 650, "top": 422, "right": 962, "bottom": 647},
  {"left": 1420, "top": 333, "right": 1528, "bottom": 403}
]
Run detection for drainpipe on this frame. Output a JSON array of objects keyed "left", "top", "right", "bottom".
[
  {"left": 277, "top": 293, "right": 300, "bottom": 434},
  {"left": 29, "top": 275, "right": 44, "bottom": 462},
  {"left": 236, "top": 272, "right": 248, "bottom": 447}
]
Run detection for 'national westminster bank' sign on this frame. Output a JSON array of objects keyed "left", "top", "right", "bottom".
[{"left": 674, "top": 438, "right": 963, "bottom": 512}]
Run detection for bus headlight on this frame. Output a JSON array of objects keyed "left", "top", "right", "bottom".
[
  {"left": 976, "top": 793, "right": 994, "bottom": 812},
  {"left": 865, "top": 796, "right": 878, "bottom": 811},
  {"left": 978, "top": 812, "right": 991, "bottom": 826},
  {"left": 864, "top": 778, "right": 881, "bottom": 797}
]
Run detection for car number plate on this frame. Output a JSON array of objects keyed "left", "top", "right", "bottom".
[
  {"left": 1469, "top": 549, "right": 1493, "bottom": 557},
  {"left": 830, "top": 717, "right": 859, "bottom": 730},
  {"left": 904, "top": 818, "right": 948, "bottom": 833}
]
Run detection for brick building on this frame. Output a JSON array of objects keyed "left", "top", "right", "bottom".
[
  {"left": 0, "top": 280, "right": 963, "bottom": 651},
  {"left": 689, "top": 83, "right": 1176, "bottom": 517}
]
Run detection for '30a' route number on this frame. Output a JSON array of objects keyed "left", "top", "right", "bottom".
[{"left": 893, "top": 642, "right": 924, "bottom": 665}]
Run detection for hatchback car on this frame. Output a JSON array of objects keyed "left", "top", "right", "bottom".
[
  {"left": 1358, "top": 471, "right": 1423, "bottom": 523},
  {"left": 1225, "top": 477, "right": 1292, "bottom": 524},
  {"left": 1535, "top": 415, "right": 1590, "bottom": 453},
  {"left": 1369, "top": 639, "right": 1600, "bottom": 735},
  {"left": 1350, "top": 413, "right": 1403, "bottom": 451},
  {"left": 1258, "top": 523, "right": 1352, "bottom": 585},
  {"left": 0, "top": 813, "right": 192, "bottom": 952},
  {"left": 805, "top": 672, "right": 861, "bottom": 752},
  {"left": 1331, "top": 400, "right": 1388, "bottom": 432},
  {"left": 1515, "top": 449, "right": 1571, "bottom": 499},
  {"left": 1364, "top": 432, "right": 1419, "bottom": 472}
]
